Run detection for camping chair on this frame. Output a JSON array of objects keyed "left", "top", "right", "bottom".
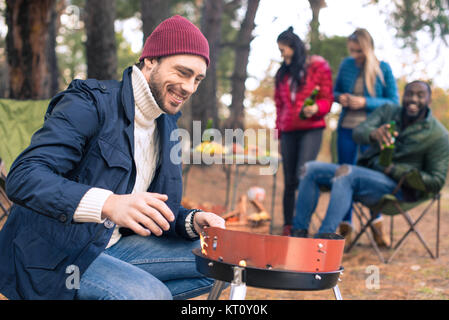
[
  {"left": 0, "top": 98, "right": 49, "bottom": 223},
  {"left": 0, "top": 159, "right": 12, "bottom": 222},
  {"left": 345, "top": 168, "right": 441, "bottom": 264}
]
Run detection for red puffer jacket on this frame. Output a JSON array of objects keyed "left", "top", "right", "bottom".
[{"left": 274, "top": 55, "right": 333, "bottom": 136}]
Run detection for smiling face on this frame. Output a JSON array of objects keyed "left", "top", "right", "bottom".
[
  {"left": 278, "top": 42, "right": 294, "bottom": 65},
  {"left": 141, "top": 55, "right": 207, "bottom": 114},
  {"left": 347, "top": 40, "right": 366, "bottom": 65},
  {"left": 402, "top": 81, "right": 431, "bottom": 118}
]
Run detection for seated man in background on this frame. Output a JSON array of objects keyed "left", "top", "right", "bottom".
[{"left": 290, "top": 80, "right": 449, "bottom": 240}]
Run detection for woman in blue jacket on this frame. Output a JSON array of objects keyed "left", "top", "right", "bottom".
[{"left": 333, "top": 28, "right": 399, "bottom": 247}]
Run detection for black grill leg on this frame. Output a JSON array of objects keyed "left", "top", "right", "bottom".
[{"left": 207, "top": 280, "right": 227, "bottom": 300}]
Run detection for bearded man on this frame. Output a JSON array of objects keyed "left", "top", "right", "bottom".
[
  {"left": 0, "top": 15, "right": 224, "bottom": 300},
  {"left": 290, "top": 80, "right": 449, "bottom": 240}
]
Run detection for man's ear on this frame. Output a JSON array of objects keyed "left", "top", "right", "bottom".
[
  {"left": 141, "top": 58, "right": 158, "bottom": 82},
  {"left": 143, "top": 58, "right": 157, "bottom": 71}
]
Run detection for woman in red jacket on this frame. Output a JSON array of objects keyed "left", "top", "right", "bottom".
[{"left": 274, "top": 27, "right": 333, "bottom": 236}]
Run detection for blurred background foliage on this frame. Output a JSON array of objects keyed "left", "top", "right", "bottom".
[{"left": 1, "top": 0, "right": 448, "bottom": 135}]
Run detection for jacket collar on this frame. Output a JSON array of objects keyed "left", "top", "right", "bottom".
[
  {"left": 121, "top": 67, "right": 135, "bottom": 124},
  {"left": 119, "top": 67, "right": 135, "bottom": 157}
]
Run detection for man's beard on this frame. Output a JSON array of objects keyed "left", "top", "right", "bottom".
[
  {"left": 401, "top": 104, "right": 428, "bottom": 126},
  {"left": 148, "top": 69, "right": 169, "bottom": 113}
]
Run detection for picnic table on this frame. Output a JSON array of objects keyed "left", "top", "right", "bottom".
[{"left": 182, "top": 151, "right": 281, "bottom": 234}]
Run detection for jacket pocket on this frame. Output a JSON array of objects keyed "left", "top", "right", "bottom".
[
  {"left": 13, "top": 227, "right": 69, "bottom": 298},
  {"left": 97, "top": 138, "right": 131, "bottom": 171},
  {"left": 80, "top": 138, "right": 132, "bottom": 192}
]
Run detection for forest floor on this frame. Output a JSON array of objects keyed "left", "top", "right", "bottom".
[
  {"left": 1, "top": 162, "right": 448, "bottom": 301},
  {"left": 184, "top": 163, "right": 449, "bottom": 300}
]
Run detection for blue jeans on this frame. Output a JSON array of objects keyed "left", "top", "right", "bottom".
[
  {"left": 292, "top": 161, "right": 404, "bottom": 234},
  {"left": 337, "top": 127, "right": 372, "bottom": 224},
  {"left": 75, "top": 235, "right": 214, "bottom": 300}
]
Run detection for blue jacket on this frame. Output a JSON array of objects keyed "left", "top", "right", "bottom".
[
  {"left": 0, "top": 67, "right": 193, "bottom": 300},
  {"left": 334, "top": 57, "right": 399, "bottom": 127}
]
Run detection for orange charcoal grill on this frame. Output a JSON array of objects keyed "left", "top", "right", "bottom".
[{"left": 193, "top": 227, "right": 345, "bottom": 300}]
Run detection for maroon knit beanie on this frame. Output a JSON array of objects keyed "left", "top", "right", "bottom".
[{"left": 139, "top": 15, "right": 210, "bottom": 66}]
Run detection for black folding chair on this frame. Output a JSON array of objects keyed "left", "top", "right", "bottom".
[
  {"left": 345, "top": 169, "right": 441, "bottom": 264},
  {"left": 0, "top": 159, "right": 12, "bottom": 223}
]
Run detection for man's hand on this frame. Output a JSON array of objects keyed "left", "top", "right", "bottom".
[
  {"left": 193, "top": 211, "right": 225, "bottom": 235},
  {"left": 301, "top": 103, "right": 319, "bottom": 118},
  {"left": 101, "top": 192, "right": 175, "bottom": 237},
  {"left": 369, "top": 123, "right": 398, "bottom": 149}
]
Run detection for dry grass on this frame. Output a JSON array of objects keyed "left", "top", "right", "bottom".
[{"left": 186, "top": 164, "right": 449, "bottom": 300}]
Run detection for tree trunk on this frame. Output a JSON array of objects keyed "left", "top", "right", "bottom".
[
  {"left": 140, "top": 0, "right": 172, "bottom": 41},
  {"left": 0, "top": 40, "right": 9, "bottom": 98},
  {"left": 47, "top": 1, "right": 64, "bottom": 96},
  {"left": 85, "top": 0, "right": 117, "bottom": 80},
  {"left": 227, "top": 0, "right": 260, "bottom": 129},
  {"left": 6, "top": 0, "right": 56, "bottom": 99},
  {"left": 190, "top": 0, "right": 224, "bottom": 133},
  {"left": 308, "top": 0, "right": 326, "bottom": 54}
]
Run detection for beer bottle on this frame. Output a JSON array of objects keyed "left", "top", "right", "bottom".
[
  {"left": 378, "top": 120, "right": 396, "bottom": 167},
  {"left": 299, "top": 87, "right": 319, "bottom": 120},
  {"left": 203, "top": 118, "right": 214, "bottom": 142}
]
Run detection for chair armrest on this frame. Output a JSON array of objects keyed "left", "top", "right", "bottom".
[
  {"left": 404, "top": 168, "right": 427, "bottom": 192},
  {"left": 392, "top": 168, "right": 426, "bottom": 195}
]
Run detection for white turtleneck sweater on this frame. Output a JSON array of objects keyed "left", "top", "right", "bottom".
[{"left": 73, "top": 65, "right": 167, "bottom": 248}]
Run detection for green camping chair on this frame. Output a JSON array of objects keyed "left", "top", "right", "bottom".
[
  {"left": 0, "top": 98, "right": 49, "bottom": 222},
  {"left": 0, "top": 159, "right": 11, "bottom": 222},
  {"left": 345, "top": 168, "right": 441, "bottom": 264},
  {"left": 0, "top": 98, "right": 49, "bottom": 172}
]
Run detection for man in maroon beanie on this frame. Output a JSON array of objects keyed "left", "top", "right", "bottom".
[{"left": 0, "top": 15, "right": 224, "bottom": 300}]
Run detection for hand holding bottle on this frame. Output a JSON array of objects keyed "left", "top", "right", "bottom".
[
  {"left": 299, "top": 86, "right": 320, "bottom": 119},
  {"left": 370, "top": 121, "right": 398, "bottom": 167},
  {"left": 369, "top": 121, "right": 398, "bottom": 149},
  {"left": 301, "top": 103, "right": 319, "bottom": 118}
]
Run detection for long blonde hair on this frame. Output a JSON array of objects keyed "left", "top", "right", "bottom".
[{"left": 348, "top": 28, "right": 384, "bottom": 97}]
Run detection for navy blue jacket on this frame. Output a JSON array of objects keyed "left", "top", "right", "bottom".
[
  {"left": 334, "top": 57, "right": 399, "bottom": 127},
  {"left": 0, "top": 67, "right": 193, "bottom": 300}
]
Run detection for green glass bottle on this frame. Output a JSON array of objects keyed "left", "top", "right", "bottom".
[
  {"left": 203, "top": 118, "right": 214, "bottom": 142},
  {"left": 378, "top": 120, "right": 396, "bottom": 167},
  {"left": 299, "top": 87, "right": 319, "bottom": 120}
]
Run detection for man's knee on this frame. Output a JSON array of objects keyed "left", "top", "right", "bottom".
[
  {"left": 335, "top": 165, "right": 351, "bottom": 178},
  {"left": 109, "top": 273, "right": 173, "bottom": 300},
  {"left": 299, "top": 161, "right": 326, "bottom": 179},
  {"left": 126, "top": 279, "right": 173, "bottom": 300}
]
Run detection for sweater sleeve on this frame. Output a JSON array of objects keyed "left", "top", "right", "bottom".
[{"left": 73, "top": 187, "right": 113, "bottom": 223}]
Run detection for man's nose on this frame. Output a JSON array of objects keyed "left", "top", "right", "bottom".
[
  {"left": 181, "top": 78, "right": 196, "bottom": 95},
  {"left": 409, "top": 93, "right": 419, "bottom": 103}
]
